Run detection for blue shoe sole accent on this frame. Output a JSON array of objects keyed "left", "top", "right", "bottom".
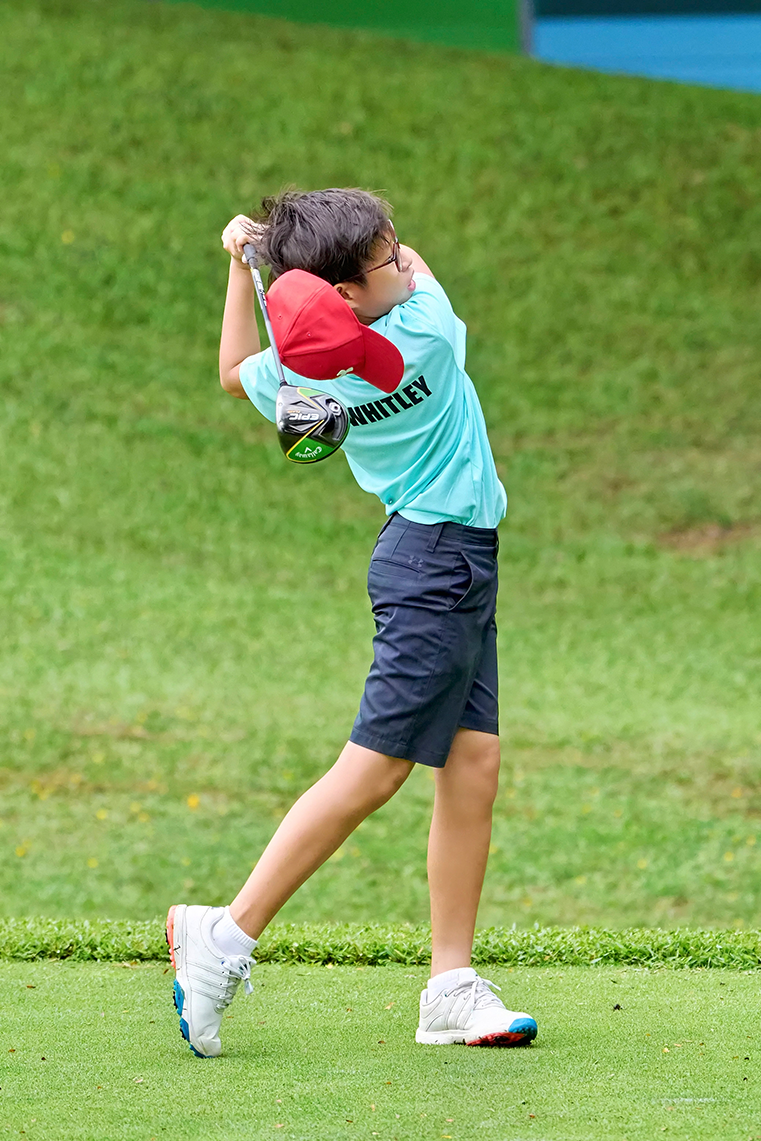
[
  {"left": 508, "top": 1017, "right": 538, "bottom": 1042},
  {"left": 172, "top": 978, "right": 211, "bottom": 1058}
]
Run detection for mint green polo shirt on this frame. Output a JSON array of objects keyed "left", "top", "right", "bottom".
[{"left": 239, "top": 274, "right": 506, "bottom": 529}]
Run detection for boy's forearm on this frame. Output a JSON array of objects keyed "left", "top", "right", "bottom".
[{"left": 219, "top": 258, "right": 261, "bottom": 398}]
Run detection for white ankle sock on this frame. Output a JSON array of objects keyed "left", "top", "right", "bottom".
[
  {"left": 426, "top": 966, "right": 476, "bottom": 998},
  {"left": 211, "top": 907, "right": 257, "bottom": 957}
]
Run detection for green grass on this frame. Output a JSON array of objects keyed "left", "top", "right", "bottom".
[
  {"left": 1, "top": 0, "right": 761, "bottom": 929},
  {"left": 5, "top": 919, "right": 761, "bottom": 970},
  {"left": 3, "top": 962, "right": 761, "bottom": 1140}
]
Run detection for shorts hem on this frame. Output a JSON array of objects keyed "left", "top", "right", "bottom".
[
  {"left": 349, "top": 729, "right": 448, "bottom": 769},
  {"left": 458, "top": 717, "right": 499, "bottom": 737}
]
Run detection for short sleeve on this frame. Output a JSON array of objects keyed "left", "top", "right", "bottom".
[{"left": 239, "top": 348, "right": 279, "bottom": 424}]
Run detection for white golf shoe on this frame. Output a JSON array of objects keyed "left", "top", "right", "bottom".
[
  {"left": 416, "top": 967, "right": 537, "bottom": 1047},
  {"left": 166, "top": 904, "right": 256, "bottom": 1058}
]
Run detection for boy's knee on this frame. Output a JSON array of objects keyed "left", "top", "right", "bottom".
[
  {"left": 447, "top": 730, "right": 501, "bottom": 800},
  {"left": 379, "top": 758, "right": 414, "bottom": 800},
  {"left": 347, "top": 751, "right": 412, "bottom": 809},
  {"left": 337, "top": 743, "right": 413, "bottom": 805},
  {"left": 477, "top": 746, "right": 501, "bottom": 803}
]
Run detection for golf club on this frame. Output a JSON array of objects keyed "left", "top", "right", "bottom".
[{"left": 243, "top": 243, "right": 349, "bottom": 464}]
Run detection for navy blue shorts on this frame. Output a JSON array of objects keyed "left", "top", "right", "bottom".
[{"left": 350, "top": 515, "right": 499, "bottom": 768}]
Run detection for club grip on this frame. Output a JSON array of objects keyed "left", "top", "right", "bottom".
[{"left": 242, "top": 242, "right": 258, "bottom": 267}]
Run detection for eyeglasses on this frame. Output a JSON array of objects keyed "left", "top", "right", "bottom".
[{"left": 364, "top": 228, "right": 403, "bottom": 275}]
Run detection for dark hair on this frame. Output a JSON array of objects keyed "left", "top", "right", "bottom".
[{"left": 252, "top": 188, "right": 392, "bottom": 286}]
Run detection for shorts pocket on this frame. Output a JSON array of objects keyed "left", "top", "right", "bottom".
[
  {"left": 367, "top": 558, "right": 424, "bottom": 612},
  {"left": 447, "top": 553, "right": 475, "bottom": 612},
  {"left": 368, "top": 552, "right": 460, "bottom": 614}
]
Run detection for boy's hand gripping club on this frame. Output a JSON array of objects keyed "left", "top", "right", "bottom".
[{"left": 243, "top": 243, "right": 349, "bottom": 465}]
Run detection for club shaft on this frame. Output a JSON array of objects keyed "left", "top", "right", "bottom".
[{"left": 243, "top": 242, "right": 286, "bottom": 387}]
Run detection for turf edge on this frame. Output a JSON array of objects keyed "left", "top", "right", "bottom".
[{"left": 1, "top": 919, "right": 760, "bottom": 968}]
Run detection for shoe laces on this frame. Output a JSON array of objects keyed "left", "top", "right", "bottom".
[
  {"left": 451, "top": 976, "right": 503, "bottom": 1020},
  {"left": 217, "top": 954, "right": 254, "bottom": 1009}
]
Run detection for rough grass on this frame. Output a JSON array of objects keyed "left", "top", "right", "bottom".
[
  {"left": 3, "top": 961, "right": 761, "bottom": 1141},
  {"left": 1, "top": 0, "right": 760, "bottom": 929},
  {"left": 3, "top": 918, "right": 761, "bottom": 969}
]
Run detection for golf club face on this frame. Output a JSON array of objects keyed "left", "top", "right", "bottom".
[{"left": 276, "top": 386, "right": 349, "bottom": 464}]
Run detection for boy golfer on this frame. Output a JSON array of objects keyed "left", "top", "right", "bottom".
[{"left": 167, "top": 188, "right": 537, "bottom": 1057}]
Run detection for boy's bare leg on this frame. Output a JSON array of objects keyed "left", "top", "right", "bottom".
[
  {"left": 427, "top": 728, "right": 500, "bottom": 977},
  {"left": 229, "top": 742, "right": 413, "bottom": 939}
]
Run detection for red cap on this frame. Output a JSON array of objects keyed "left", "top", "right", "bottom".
[{"left": 265, "top": 269, "right": 404, "bottom": 393}]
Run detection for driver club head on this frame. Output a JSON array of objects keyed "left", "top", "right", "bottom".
[
  {"left": 276, "top": 385, "right": 350, "bottom": 464},
  {"left": 242, "top": 243, "right": 350, "bottom": 466}
]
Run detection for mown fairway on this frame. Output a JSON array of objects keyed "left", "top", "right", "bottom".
[
  {"left": 1, "top": 0, "right": 760, "bottom": 929},
  {"left": 3, "top": 962, "right": 761, "bottom": 1141}
]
